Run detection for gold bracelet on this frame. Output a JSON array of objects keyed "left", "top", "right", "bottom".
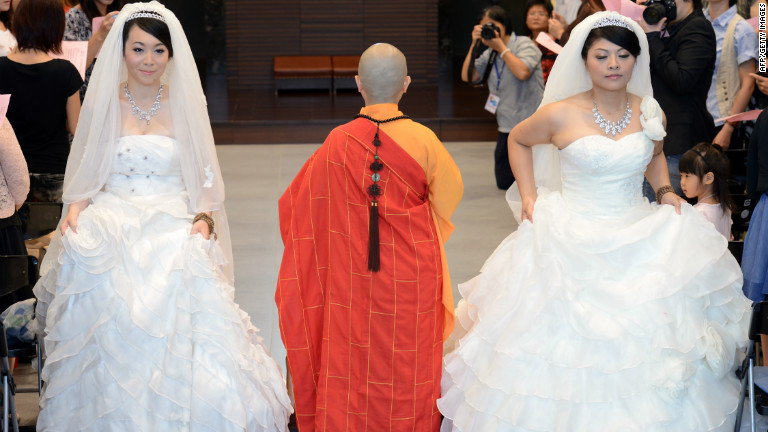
[
  {"left": 655, "top": 185, "right": 674, "bottom": 204},
  {"left": 193, "top": 212, "right": 217, "bottom": 240}
]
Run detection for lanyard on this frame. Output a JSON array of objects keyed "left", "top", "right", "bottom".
[{"left": 493, "top": 56, "right": 504, "bottom": 93}]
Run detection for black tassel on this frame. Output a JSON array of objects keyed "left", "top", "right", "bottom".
[{"left": 368, "top": 200, "right": 380, "bottom": 271}]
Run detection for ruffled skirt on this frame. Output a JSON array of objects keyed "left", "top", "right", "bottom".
[
  {"left": 33, "top": 190, "right": 292, "bottom": 431},
  {"left": 438, "top": 191, "right": 751, "bottom": 432}
]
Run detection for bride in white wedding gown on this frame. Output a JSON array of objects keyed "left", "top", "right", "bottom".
[
  {"left": 32, "top": 3, "right": 292, "bottom": 431},
  {"left": 438, "top": 12, "right": 751, "bottom": 432}
]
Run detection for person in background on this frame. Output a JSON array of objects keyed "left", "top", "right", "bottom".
[
  {"left": 0, "top": 0, "right": 82, "bottom": 203},
  {"left": 555, "top": 0, "right": 582, "bottom": 24},
  {"left": 639, "top": 0, "right": 717, "bottom": 199},
  {"left": 461, "top": 5, "right": 544, "bottom": 190},
  {"left": 679, "top": 142, "right": 734, "bottom": 238},
  {"left": 748, "top": 0, "right": 768, "bottom": 109},
  {"left": 0, "top": 118, "right": 28, "bottom": 255},
  {"left": 64, "top": 0, "right": 124, "bottom": 101},
  {"left": 704, "top": 0, "right": 757, "bottom": 149},
  {"left": 0, "top": 118, "right": 30, "bottom": 314},
  {"left": 0, "top": 0, "right": 15, "bottom": 56},
  {"left": 524, "top": 0, "right": 558, "bottom": 83},
  {"left": 551, "top": 0, "right": 606, "bottom": 45}
]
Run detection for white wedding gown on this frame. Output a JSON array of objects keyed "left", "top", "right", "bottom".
[
  {"left": 438, "top": 126, "right": 752, "bottom": 431},
  {"left": 33, "top": 135, "right": 292, "bottom": 431}
]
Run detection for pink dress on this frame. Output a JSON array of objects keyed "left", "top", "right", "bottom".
[{"left": 694, "top": 202, "right": 732, "bottom": 239}]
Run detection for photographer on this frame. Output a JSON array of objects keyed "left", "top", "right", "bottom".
[
  {"left": 638, "top": 0, "right": 717, "bottom": 199},
  {"left": 461, "top": 5, "right": 544, "bottom": 190}
]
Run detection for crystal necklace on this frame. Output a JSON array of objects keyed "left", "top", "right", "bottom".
[
  {"left": 592, "top": 92, "right": 632, "bottom": 137},
  {"left": 124, "top": 83, "right": 164, "bottom": 125}
]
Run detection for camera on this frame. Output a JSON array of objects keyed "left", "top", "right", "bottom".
[
  {"left": 642, "top": 0, "right": 676, "bottom": 25},
  {"left": 481, "top": 22, "right": 500, "bottom": 40}
]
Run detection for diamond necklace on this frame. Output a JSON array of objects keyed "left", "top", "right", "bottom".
[
  {"left": 592, "top": 92, "right": 632, "bottom": 137},
  {"left": 124, "top": 83, "right": 164, "bottom": 125}
]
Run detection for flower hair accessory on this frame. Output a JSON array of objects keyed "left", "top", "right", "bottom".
[
  {"left": 592, "top": 13, "right": 633, "bottom": 30},
  {"left": 127, "top": 11, "right": 166, "bottom": 23}
]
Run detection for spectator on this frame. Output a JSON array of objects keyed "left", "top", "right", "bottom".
[
  {"left": 0, "top": 0, "right": 14, "bottom": 56},
  {"left": 64, "top": 0, "right": 124, "bottom": 101},
  {"left": 639, "top": 0, "right": 717, "bottom": 198},
  {"left": 554, "top": 0, "right": 582, "bottom": 24},
  {"left": 704, "top": 0, "right": 757, "bottom": 149},
  {"left": 0, "top": 118, "right": 28, "bottom": 255},
  {"left": 552, "top": 0, "right": 606, "bottom": 45},
  {"left": 0, "top": 0, "right": 82, "bottom": 202},
  {"left": 461, "top": 5, "right": 544, "bottom": 190},
  {"left": 524, "top": 0, "right": 558, "bottom": 83}
]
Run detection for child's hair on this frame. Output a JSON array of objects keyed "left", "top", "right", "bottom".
[{"left": 679, "top": 142, "right": 734, "bottom": 214}]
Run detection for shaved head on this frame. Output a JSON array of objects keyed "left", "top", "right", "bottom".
[{"left": 357, "top": 43, "right": 410, "bottom": 105}]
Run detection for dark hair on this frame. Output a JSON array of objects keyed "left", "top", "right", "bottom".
[
  {"left": 13, "top": 0, "right": 65, "bottom": 54},
  {"left": 561, "top": 0, "right": 606, "bottom": 45},
  {"left": 679, "top": 142, "right": 734, "bottom": 214},
  {"left": 581, "top": 25, "right": 641, "bottom": 59},
  {"left": 122, "top": 15, "right": 173, "bottom": 58},
  {"left": 524, "top": 0, "right": 553, "bottom": 36},
  {"left": 79, "top": 0, "right": 126, "bottom": 22},
  {"left": 481, "top": 5, "right": 512, "bottom": 36},
  {"left": 691, "top": 0, "right": 703, "bottom": 9}
]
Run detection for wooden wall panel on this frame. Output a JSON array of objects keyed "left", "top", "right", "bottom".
[{"left": 225, "top": 0, "right": 438, "bottom": 89}]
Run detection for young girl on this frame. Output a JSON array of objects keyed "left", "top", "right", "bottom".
[{"left": 679, "top": 142, "right": 734, "bottom": 238}]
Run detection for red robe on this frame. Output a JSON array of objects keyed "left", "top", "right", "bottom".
[{"left": 277, "top": 118, "right": 445, "bottom": 432}]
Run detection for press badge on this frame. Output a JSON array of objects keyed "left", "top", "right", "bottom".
[{"left": 485, "top": 94, "right": 500, "bottom": 114}]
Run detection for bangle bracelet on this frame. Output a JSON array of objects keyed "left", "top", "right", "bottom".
[
  {"left": 655, "top": 185, "right": 674, "bottom": 204},
  {"left": 499, "top": 48, "right": 511, "bottom": 58},
  {"left": 193, "top": 212, "right": 217, "bottom": 240}
]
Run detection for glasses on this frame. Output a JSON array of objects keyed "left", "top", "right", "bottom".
[{"left": 527, "top": 10, "right": 549, "bottom": 17}]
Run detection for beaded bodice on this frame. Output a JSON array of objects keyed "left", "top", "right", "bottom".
[{"left": 105, "top": 135, "right": 183, "bottom": 197}]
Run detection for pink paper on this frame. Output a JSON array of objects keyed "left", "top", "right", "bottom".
[
  {"left": 747, "top": 17, "right": 760, "bottom": 32},
  {"left": 51, "top": 41, "right": 89, "bottom": 80},
  {"left": 603, "top": 0, "right": 645, "bottom": 21},
  {"left": 716, "top": 109, "right": 764, "bottom": 123},
  {"left": 536, "top": 32, "right": 563, "bottom": 55},
  {"left": 92, "top": 16, "right": 104, "bottom": 35},
  {"left": 0, "top": 94, "right": 9, "bottom": 124}
]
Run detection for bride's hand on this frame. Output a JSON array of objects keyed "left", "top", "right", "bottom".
[
  {"left": 190, "top": 220, "right": 211, "bottom": 240},
  {"left": 521, "top": 196, "right": 537, "bottom": 223},
  {"left": 660, "top": 192, "right": 684, "bottom": 215},
  {"left": 60, "top": 200, "right": 89, "bottom": 235}
]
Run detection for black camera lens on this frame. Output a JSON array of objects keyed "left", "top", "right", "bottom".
[
  {"left": 642, "top": 3, "right": 666, "bottom": 25},
  {"left": 481, "top": 23, "right": 500, "bottom": 40}
]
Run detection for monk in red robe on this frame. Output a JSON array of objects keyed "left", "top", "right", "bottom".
[{"left": 276, "top": 43, "right": 463, "bottom": 432}]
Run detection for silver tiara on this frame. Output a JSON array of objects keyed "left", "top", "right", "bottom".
[
  {"left": 592, "top": 15, "right": 633, "bottom": 30},
  {"left": 126, "top": 11, "right": 166, "bottom": 23}
]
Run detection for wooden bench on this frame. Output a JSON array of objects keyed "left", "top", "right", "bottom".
[
  {"left": 331, "top": 55, "right": 360, "bottom": 92},
  {"left": 273, "top": 56, "right": 333, "bottom": 93}
]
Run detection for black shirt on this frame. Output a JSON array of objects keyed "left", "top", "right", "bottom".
[
  {"left": 0, "top": 57, "right": 83, "bottom": 174},
  {"left": 647, "top": 9, "right": 717, "bottom": 156}
]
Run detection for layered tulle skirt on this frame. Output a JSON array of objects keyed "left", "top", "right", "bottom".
[
  {"left": 33, "top": 190, "right": 292, "bottom": 431},
  {"left": 438, "top": 190, "right": 751, "bottom": 432}
]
